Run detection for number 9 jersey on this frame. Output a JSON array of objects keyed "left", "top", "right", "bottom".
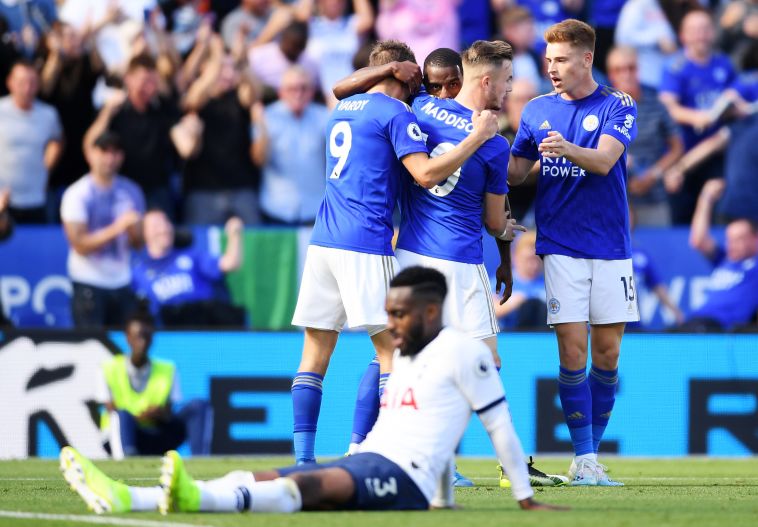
[{"left": 309, "top": 93, "right": 429, "bottom": 256}]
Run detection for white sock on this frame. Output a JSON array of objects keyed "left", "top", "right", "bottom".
[
  {"left": 128, "top": 486, "right": 163, "bottom": 511},
  {"left": 347, "top": 442, "right": 361, "bottom": 455},
  {"left": 576, "top": 453, "right": 597, "bottom": 464},
  {"left": 248, "top": 478, "right": 302, "bottom": 513},
  {"left": 195, "top": 471, "right": 256, "bottom": 512}
]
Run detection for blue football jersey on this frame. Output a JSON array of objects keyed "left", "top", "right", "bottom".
[
  {"left": 396, "top": 94, "right": 509, "bottom": 264},
  {"left": 511, "top": 84, "right": 637, "bottom": 260},
  {"left": 310, "top": 93, "right": 428, "bottom": 255}
]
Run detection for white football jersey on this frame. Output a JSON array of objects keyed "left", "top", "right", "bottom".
[{"left": 359, "top": 327, "right": 504, "bottom": 501}]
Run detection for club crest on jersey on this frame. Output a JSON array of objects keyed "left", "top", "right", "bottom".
[
  {"left": 475, "top": 358, "right": 492, "bottom": 378},
  {"left": 548, "top": 298, "right": 561, "bottom": 314},
  {"left": 176, "top": 255, "right": 193, "bottom": 270},
  {"left": 582, "top": 115, "right": 599, "bottom": 132},
  {"left": 407, "top": 122, "right": 424, "bottom": 141}
]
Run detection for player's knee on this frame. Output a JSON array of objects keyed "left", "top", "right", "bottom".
[
  {"left": 558, "top": 341, "right": 587, "bottom": 369},
  {"left": 591, "top": 344, "right": 620, "bottom": 368}
]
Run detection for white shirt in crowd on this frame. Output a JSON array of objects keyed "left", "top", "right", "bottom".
[
  {"left": 0, "top": 96, "right": 62, "bottom": 208},
  {"left": 60, "top": 174, "right": 145, "bottom": 289}
]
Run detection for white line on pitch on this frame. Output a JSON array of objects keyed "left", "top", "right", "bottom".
[
  {"left": 475, "top": 476, "right": 758, "bottom": 481},
  {"left": 0, "top": 477, "right": 157, "bottom": 481},
  {"left": 0, "top": 510, "right": 216, "bottom": 527}
]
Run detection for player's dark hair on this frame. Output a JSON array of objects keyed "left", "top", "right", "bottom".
[
  {"left": 423, "top": 48, "right": 462, "bottom": 74},
  {"left": 368, "top": 40, "right": 417, "bottom": 67},
  {"left": 126, "top": 300, "right": 156, "bottom": 329},
  {"left": 461, "top": 40, "right": 513, "bottom": 69},
  {"left": 127, "top": 53, "right": 157, "bottom": 73},
  {"left": 390, "top": 266, "right": 448, "bottom": 304},
  {"left": 544, "top": 19, "right": 596, "bottom": 53}
]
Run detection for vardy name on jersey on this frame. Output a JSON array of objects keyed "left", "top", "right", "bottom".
[
  {"left": 396, "top": 92, "right": 509, "bottom": 264},
  {"left": 310, "top": 93, "right": 428, "bottom": 256},
  {"left": 511, "top": 85, "right": 638, "bottom": 260}
]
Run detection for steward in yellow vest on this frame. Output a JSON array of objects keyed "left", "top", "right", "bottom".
[{"left": 99, "top": 310, "right": 213, "bottom": 458}]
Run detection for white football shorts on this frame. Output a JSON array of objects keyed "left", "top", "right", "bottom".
[
  {"left": 543, "top": 254, "right": 640, "bottom": 325},
  {"left": 292, "top": 245, "right": 397, "bottom": 335},
  {"left": 396, "top": 249, "right": 499, "bottom": 340}
]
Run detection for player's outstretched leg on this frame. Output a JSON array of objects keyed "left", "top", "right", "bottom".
[{"left": 60, "top": 446, "right": 132, "bottom": 514}]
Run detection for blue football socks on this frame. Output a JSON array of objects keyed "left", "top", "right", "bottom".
[
  {"left": 588, "top": 365, "right": 618, "bottom": 454},
  {"left": 558, "top": 366, "right": 594, "bottom": 456},
  {"left": 291, "top": 372, "right": 323, "bottom": 463},
  {"left": 350, "top": 357, "right": 380, "bottom": 445}
]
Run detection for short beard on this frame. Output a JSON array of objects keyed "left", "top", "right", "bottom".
[{"left": 398, "top": 326, "right": 439, "bottom": 357}]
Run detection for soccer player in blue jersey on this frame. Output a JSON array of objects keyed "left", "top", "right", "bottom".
[
  {"left": 508, "top": 19, "right": 639, "bottom": 486},
  {"left": 290, "top": 40, "right": 499, "bottom": 464}
]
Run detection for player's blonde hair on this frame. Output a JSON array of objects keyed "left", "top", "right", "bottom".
[
  {"left": 544, "top": 19, "right": 595, "bottom": 52},
  {"left": 461, "top": 40, "right": 513, "bottom": 69},
  {"left": 369, "top": 40, "right": 417, "bottom": 67}
]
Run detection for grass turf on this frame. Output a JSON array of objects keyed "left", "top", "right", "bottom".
[{"left": 1, "top": 457, "right": 757, "bottom": 527}]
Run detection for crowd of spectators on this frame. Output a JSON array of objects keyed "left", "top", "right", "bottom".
[{"left": 0, "top": 0, "right": 756, "bottom": 331}]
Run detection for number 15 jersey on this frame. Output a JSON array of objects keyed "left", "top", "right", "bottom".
[{"left": 310, "top": 93, "right": 428, "bottom": 256}]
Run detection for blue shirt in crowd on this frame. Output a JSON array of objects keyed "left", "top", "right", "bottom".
[
  {"left": 659, "top": 52, "right": 737, "bottom": 149},
  {"left": 689, "top": 247, "right": 758, "bottom": 329},
  {"left": 132, "top": 249, "right": 223, "bottom": 316}
]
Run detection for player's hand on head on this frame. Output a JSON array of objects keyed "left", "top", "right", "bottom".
[
  {"left": 391, "top": 61, "right": 422, "bottom": 94},
  {"left": 471, "top": 109, "right": 499, "bottom": 139},
  {"left": 538, "top": 131, "right": 570, "bottom": 158}
]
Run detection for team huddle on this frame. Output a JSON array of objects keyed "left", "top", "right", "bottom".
[{"left": 61, "top": 18, "right": 637, "bottom": 515}]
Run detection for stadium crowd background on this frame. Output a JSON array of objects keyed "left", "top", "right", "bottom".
[{"left": 0, "top": 0, "right": 757, "bottom": 331}]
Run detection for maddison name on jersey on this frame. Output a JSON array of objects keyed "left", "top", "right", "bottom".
[{"left": 417, "top": 100, "right": 476, "bottom": 133}]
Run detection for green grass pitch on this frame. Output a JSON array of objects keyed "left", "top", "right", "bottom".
[{"left": 1, "top": 457, "right": 757, "bottom": 527}]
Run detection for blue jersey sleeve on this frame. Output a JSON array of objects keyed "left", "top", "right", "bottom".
[
  {"left": 511, "top": 115, "right": 539, "bottom": 160},
  {"left": 387, "top": 110, "right": 428, "bottom": 160},
  {"left": 484, "top": 140, "right": 510, "bottom": 195},
  {"left": 601, "top": 97, "right": 637, "bottom": 149}
]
